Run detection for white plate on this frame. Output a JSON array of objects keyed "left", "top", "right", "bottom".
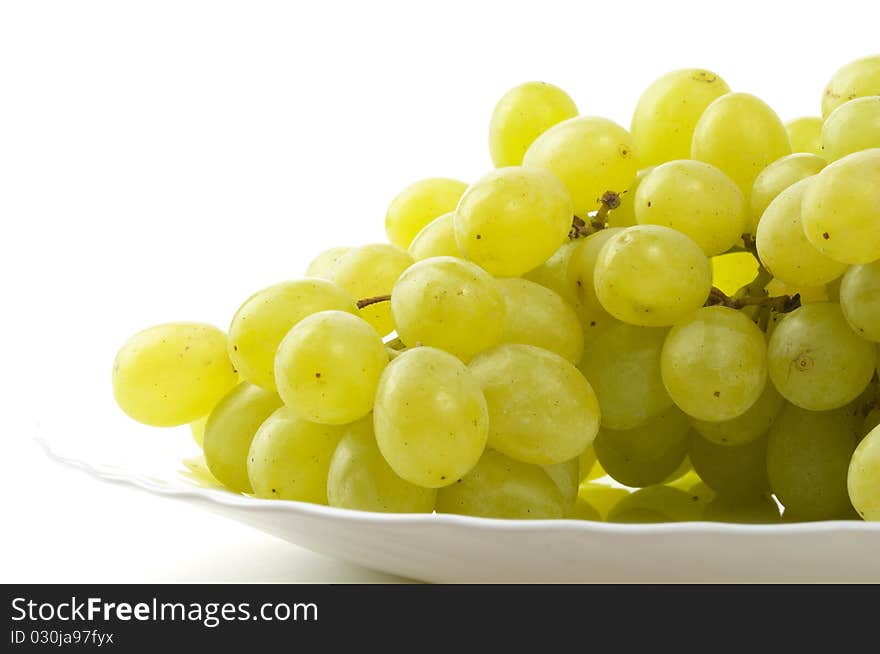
[{"left": 39, "top": 434, "right": 880, "bottom": 583}]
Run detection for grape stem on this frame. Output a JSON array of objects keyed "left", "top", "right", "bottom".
[
  {"left": 356, "top": 294, "right": 391, "bottom": 309},
  {"left": 705, "top": 286, "right": 801, "bottom": 313},
  {"left": 569, "top": 191, "right": 621, "bottom": 239}
]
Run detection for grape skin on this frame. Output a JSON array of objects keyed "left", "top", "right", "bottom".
[
  {"left": 785, "top": 117, "right": 824, "bottom": 156},
  {"left": 821, "top": 96, "right": 880, "bottom": 162},
  {"left": 305, "top": 246, "right": 350, "bottom": 279},
  {"left": 822, "top": 54, "right": 880, "bottom": 117},
  {"left": 749, "top": 152, "right": 825, "bottom": 233},
  {"left": 566, "top": 228, "right": 623, "bottom": 337},
  {"left": 385, "top": 178, "right": 468, "bottom": 250},
  {"left": 274, "top": 310, "right": 388, "bottom": 426},
  {"left": 767, "top": 302, "right": 875, "bottom": 411},
  {"left": 689, "top": 431, "right": 770, "bottom": 499},
  {"left": 407, "top": 212, "right": 460, "bottom": 260},
  {"left": 840, "top": 260, "right": 880, "bottom": 341},
  {"left": 848, "top": 424, "right": 880, "bottom": 521},
  {"left": 469, "top": 344, "right": 600, "bottom": 466},
  {"left": 689, "top": 381, "right": 783, "bottom": 447}
]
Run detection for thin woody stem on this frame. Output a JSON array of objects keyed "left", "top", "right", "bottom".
[{"left": 356, "top": 294, "right": 391, "bottom": 309}]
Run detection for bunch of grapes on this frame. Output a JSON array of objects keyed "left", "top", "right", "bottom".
[{"left": 112, "top": 55, "right": 880, "bottom": 524}]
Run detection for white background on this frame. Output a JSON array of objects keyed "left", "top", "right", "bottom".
[{"left": 1, "top": 0, "right": 877, "bottom": 582}]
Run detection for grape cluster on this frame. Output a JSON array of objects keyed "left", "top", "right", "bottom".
[{"left": 113, "top": 56, "right": 880, "bottom": 524}]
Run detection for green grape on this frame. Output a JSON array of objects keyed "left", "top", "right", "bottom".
[
  {"left": 113, "top": 322, "right": 238, "bottom": 427},
  {"left": 489, "top": 81, "right": 578, "bottom": 167},
  {"left": 454, "top": 166, "right": 573, "bottom": 277},
  {"left": 688, "top": 431, "right": 770, "bottom": 499},
  {"left": 331, "top": 243, "right": 414, "bottom": 336},
  {"left": 578, "top": 322, "right": 672, "bottom": 430},
  {"left": 181, "top": 455, "right": 224, "bottom": 490},
  {"left": 801, "top": 148, "right": 880, "bottom": 265},
  {"left": 630, "top": 68, "right": 730, "bottom": 167},
  {"left": 541, "top": 458, "right": 580, "bottom": 513},
  {"left": 607, "top": 167, "right": 652, "bottom": 228},
  {"left": 495, "top": 277, "right": 583, "bottom": 363},
  {"left": 523, "top": 116, "right": 638, "bottom": 217},
  {"left": 767, "top": 403, "right": 857, "bottom": 520},
  {"left": 577, "top": 483, "right": 630, "bottom": 520},
  {"left": 391, "top": 256, "right": 505, "bottom": 362},
  {"left": 385, "top": 177, "right": 468, "bottom": 249},
  {"left": 435, "top": 450, "right": 565, "bottom": 520},
  {"left": 662, "top": 306, "right": 767, "bottom": 422},
  {"left": 711, "top": 252, "right": 760, "bottom": 297},
  {"left": 469, "top": 344, "right": 600, "bottom": 465},
  {"left": 689, "top": 381, "right": 783, "bottom": 446},
  {"left": 228, "top": 279, "right": 357, "bottom": 390},
  {"left": 821, "top": 96, "right": 880, "bottom": 161},
  {"left": 683, "top": 480, "right": 717, "bottom": 508},
  {"left": 785, "top": 117, "right": 824, "bottom": 156},
  {"left": 246, "top": 406, "right": 345, "bottom": 504},
  {"left": 749, "top": 153, "right": 826, "bottom": 233},
  {"left": 822, "top": 54, "right": 880, "bottom": 117},
  {"left": 849, "top": 424, "right": 880, "bottom": 520},
  {"left": 691, "top": 92, "right": 792, "bottom": 198},
  {"left": 522, "top": 239, "right": 581, "bottom": 307},
  {"left": 756, "top": 178, "right": 847, "bottom": 288},
  {"left": 767, "top": 303, "right": 875, "bottom": 411},
  {"left": 635, "top": 160, "right": 747, "bottom": 256},
  {"left": 407, "top": 212, "right": 460, "bottom": 260},
  {"left": 274, "top": 311, "right": 387, "bottom": 425},
  {"left": 305, "top": 246, "right": 350, "bottom": 279},
  {"left": 765, "top": 278, "right": 829, "bottom": 305},
  {"left": 203, "top": 382, "right": 283, "bottom": 493},
  {"left": 664, "top": 455, "right": 694, "bottom": 483},
  {"left": 840, "top": 261, "right": 880, "bottom": 341},
  {"left": 569, "top": 497, "right": 601, "bottom": 521},
  {"left": 863, "top": 408, "right": 880, "bottom": 439},
  {"left": 607, "top": 485, "right": 703, "bottom": 523},
  {"left": 190, "top": 415, "right": 208, "bottom": 447},
  {"left": 594, "top": 225, "right": 713, "bottom": 327},
  {"left": 702, "top": 496, "right": 781, "bottom": 523},
  {"left": 374, "top": 347, "right": 488, "bottom": 488},
  {"left": 578, "top": 445, "right": 598, "bottom": 483},
  {"left": 326, "top": 416, "right": 437, "bottom": 513},
  {"left": 592, "top": 407, "right": 690, "bottom": 488},
  {"left": 566, "top": 228, "right": 622, "bottom": 337}
]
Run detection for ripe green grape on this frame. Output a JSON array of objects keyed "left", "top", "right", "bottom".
[
  {"left": 688, "top": 431, "right": 770, "bottom": 499},
  {"left": 592, "top": 406, "right": 690, "bottom": 488},
  {"left": 578, "top": 322, "right": 672, "bottom": 430},
  {"left": 785, "top": 117, "right": 824, "bottom": 156},
  {"left": 569, "top": 498, "right": 601, "bottom": 521},
  {"left": 202, "top": 382, "right": 283, "bottom": 493},
  {"left": 522, "top": 239, "right": 581, "bottom": 307},
  {"left": 374, "top": 347, "right": 488, "bottom": 488},
  {"left": 606, "top": 485, "right": 703, "bottom": 523},
  {"left": 578, "top": 483, "right": 630, "bottom": 520},
  {"left": 326, "top": 416, "right": 437, "bottom": 513},
  {"left": 495, "top": 277, "right": 583, "bottom": 363},
  {"left": 822, "top": 54, "right": 880, "bottom": 117},
  {"left": 594, "top": 225, "right": 713, "bottom": 327},
  {"left": 469, "top": 344, "right": 600, "bottom": 465},
  {"left": 305, "top": 246, "right": 350, "bottom": 279},
  {"left": 385, "top": 177, "right": 468, "bottom": 249},
  {"left": 489, "top": 81, "right": 578, "bottom": 168},
  {"left": 247, "top": 406, "right": 345, "bottom": 504},
  {"left": 190, "top": 415, "right": 208, "bottom": 447},
  {"left": 689, "top": 381, "right": 783, "bottom": 446},
  {"left": 767, "top": 403, "right": 857, "bottom": 520},
  {"left": 662, "top": 306, "right": 768, "bottom": 422},
  {"left": 756, "top": 178, "right": 847, "bottom": 288},
  {"left": 801, "top": 148, "right": 880, "bottom": 265},
  {"left": 711, "top": 252, "right": 759, "bottom": 296},
  {"left": 702, "top": 495, "right": 781, "bottom": 523},
  {"left": 840, "top": 261, "right": 880, "bottom": 341},
  {"left": 523, "top": 116, "right": 638, "bottom": 216},
  {"left": 607, "top": 167, "right": 652, "bottom": 228},
  {"left": 691, "top": 92, "right": 792, "bottom": 198},
  {"left": 862, "top": 408, "right": 880, "bottom": 440},
  {"left": 566, "top": 228, "right": 622, "bottom": 337},
  {"left": 274, "top": 311, "right": 387, "bottom": 425},
  {"left": 228, "top": 279, "right": 357, "bottom": 390},
  {"left": 331, "top": 243, "right": 414, "bottom": 336},
  {"left": 767, "top": 303, "right": 875, "bottom": 411},
  {"left": 391, "top": 256, "right": 505, "bottom": 362},
  {"left": 408, "top": 212, "right": 460, "bottom": 260},
  {"left": 749, "top": 153, "right": 826, "bottom": 233},
  {"left": 821, "top": 96, "right": 880, "bottom": 161},
  {"left": 635, "top": 160, "right": 746, "bottom": 256},
  {"left": 435, "top": 450, "right": 565, "bottom": 520},
  {"left": 630, "top": 68, "right": 730, "bottom": 167},
  {"left": 454, "top": 166, "right": 573, "bottom": 277},
  {"left": 578, "top": 445, "right": 599, "bottom": 482},
  {"left": 113, "top": 322, "right": 238, "bottom": 427},
  {"left": 848, "top": 424, "right": 880, "bottom": 520},
  {"left": 541, "top": 458, "right": 580, "bottom": 513}
]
